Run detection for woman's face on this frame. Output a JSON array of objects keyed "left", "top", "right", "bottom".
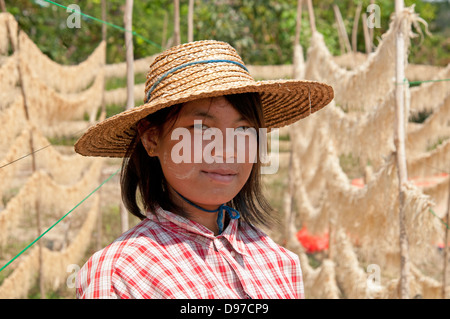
[{"left": 140, "top": 96, "right": 257, "bottom": 209}]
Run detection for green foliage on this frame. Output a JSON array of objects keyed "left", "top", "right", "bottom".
[{"left": 4, "top": 0, "right": 449, "bottom": 66}]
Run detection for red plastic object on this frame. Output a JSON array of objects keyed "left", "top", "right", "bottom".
[{"left": 296, "top": 226, "right": 329, "bottom": 253}]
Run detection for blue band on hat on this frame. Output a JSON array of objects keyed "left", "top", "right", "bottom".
[{"left": 145, "top": 59, "right": 249, "bottom": 103}]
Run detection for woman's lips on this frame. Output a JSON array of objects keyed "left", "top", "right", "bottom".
[{"left": 201, "top": 169, "right": 237, "bottom": 183}]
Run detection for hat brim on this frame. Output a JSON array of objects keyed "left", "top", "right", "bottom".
[{"left": 74, "top": 79, "right": 333, "bottom": 157}]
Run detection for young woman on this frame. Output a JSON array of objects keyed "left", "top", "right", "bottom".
[{"left": 74, "top": 40, "right": 333, "bottom": 299}]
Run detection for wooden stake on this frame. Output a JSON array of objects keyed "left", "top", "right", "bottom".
[
  {"left": 124, "top": 0, "right": 134, "bottom": 111},
  {"left": 394, "top": 0, "right": 410, "bottom": 299},
  {"left": 362, "top": 13, "right": 371, "bottom": 54},
  {"left": 284, "top": 0, "right": 304, "bottom": 247},
  {"left": 122, "top": 0, "right": 134, "bottom": 233},
  {"left": 352, "top": 3, "right": 362, "bottom": 53},
  {"left": 188, "top": 0, "right": 194, "bottom": 42},
  {"left": 306, "top": 0, "right": 316, "bottom": 33},
  {"left": 293, "top": 0, "right": 303, "bottom": 79},
  {"left": 174, "top": 0, "right": 181, "bottom": 46},
  {"left": 333, "top": 4, "right": 351, "bottom": 54},
  {"left": 98, "top": 0, "right": 107, "bottom": 122}
]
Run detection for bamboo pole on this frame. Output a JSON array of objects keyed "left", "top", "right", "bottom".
[
  {"left": 99, "top": 0, "right": 107, "bottom": 122},
  {"left": 124, "top": 0, "right": 134, "bottom": 111},
  {"left": 394, "top": 0, "right": 410, "bottom": 299},
  {"left": 362, "top": 13, "right": 371, "bottom": 54},
  {"left": 121, "top": 0, "right": 134, "bottom": 233},
  {"left": 333, "top": 4, "right": 351, "bottom": 54},
  {"left": 174, "top": 0, "right": 181, "bottom": 46},
  {"left": 306, "top": 0, "right": 316, "bottom": 33},
  {"left": 285, "top": 0, "right": 304, "bottom": 246},
  {"left": 293, "top": 0, "right": 303, "bottom": 80},
  {"left": 188, "top": 0, "right": 194, "bottom": 42},
  {"left": 352, "top": 3, "right": 362, "bottom": 53},
  {"left": 95, "top": 0, "right": 107, "bottom": 250},
  {"left": 162, "top": 11, "right": 168, "bottom": 49}
]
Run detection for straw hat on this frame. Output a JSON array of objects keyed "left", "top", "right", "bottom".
[{"left": 75, "top": 40, "right": 333, "bottom": 157}]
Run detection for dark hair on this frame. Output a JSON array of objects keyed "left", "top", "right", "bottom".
[{"left": 120, "top": 93, "right": 275, "bottom": 228}]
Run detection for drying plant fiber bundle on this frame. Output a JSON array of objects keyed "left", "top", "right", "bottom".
[
  {"left": 104, "top": 54, "right": 156, "bottom": 79},
  {"left": 319, "top": 128, "right": 436, "bottom": 267},
  {"left": 104, "top": 82, "right": 145, "bottom": 107},
  {"left": 305, "top": 18, "right": 399, "bottom": 111},
  {"left": 31, "top": 159, "right": 103, "bottom": 217},
  {"left": 30, "top": 127, "right": 98, "bottom": 184},
  {"left": 333, "top": 229, "right": 372, "bottom": 299},
  {"left": 318, "top": 93, "right": 396, "bottom": 170},
  {"left": 0, "top": 128, "right": 33, "bottom": 202},
  {"left": 406, "top": 63, "right": 446, "bottom": 83},
  {"left": 0, "top": 86, "right": 20, "bottom": 110},
  {"left": 0, "top": 53, "right": 19, "bottom": 95},
  {"left": 0, "top": 125, "right": 97, "bottom": 202},
  {"left": 0, "top": 245, "right": 39, "bottom": 299},
  {"left": 406, "top": 95, "right": 450, "bottom": 156},
  {"left": 422, "top": 176, "right": 449, "bottom": 219},
  {"left": 409, "top": 63, "right": 450, "bottom": 112},
  {"left": 331, "top": 51, "right": 368, "bottom": 70},
  {"left": 282, "top": 229, "right": 340, "bottom": 299},
  {"left": 19, "top": 57, "right": 104, "bottom": 125},
  {"left": 301, "top": 256, "right": 341, "bottom": 299},
  {"left": 0, "top": 168, "right": 39, "bottom": 248},
  {"left": 302, "top": 254, "right": 340, "bottom": 299},
  {"left": 39, "top": 120, "right": 91, "bottom": 140},
  {"left": 0, "top": 13, "right": 17, "bottom": 55},
  {"left": 0, "top": 97, "right": 26, "bottom": 156},
  {"left": 305, "top": 7, "right": 429, "bottom": 113},
  {"left": 407, "top": 138, "right": 450, "bottom": 179},
  {"left": 0, "top": 195, "right": 99, "bottom": 298},
  {"left": 0, "top": 158, "right": 103, "bottom": 248},
  {"left": 41, "top": 195, "right": 99, "bottom": 292},
  {"left": 18, "top": 32, "right": 106, "bottom": 94},
  {"left": 286, "top": 95, "right": 443, "bottom": 297}
]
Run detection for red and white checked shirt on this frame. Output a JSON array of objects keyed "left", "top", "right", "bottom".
[{"left": 76, "top": 207, "right": 304, "bottom": 299}]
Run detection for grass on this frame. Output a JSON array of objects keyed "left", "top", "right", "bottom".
[
  {"left": 48, "top": 135, "right": 79, "bottom": 146},
  {"left": 426, "top": 136, "right": 449, "bottom": 152},
  {"left": 105, "top": 72, "right": 147, "bottom": 91}
]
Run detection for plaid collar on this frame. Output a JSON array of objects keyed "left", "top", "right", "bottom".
[{"left": 147, "top": 207, "right": 249, "bottom": 256}]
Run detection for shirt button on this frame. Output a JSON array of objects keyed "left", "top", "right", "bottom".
[{"left": 230, "top": 251, "right": 236, "bottom": 257}]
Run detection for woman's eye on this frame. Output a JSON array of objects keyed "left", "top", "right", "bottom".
[
  {"left": 235, "top": 126, "right": 252, "bottom": 132},
  {"left": 192, "top": 123, "right": 209, "bottom": 130}
]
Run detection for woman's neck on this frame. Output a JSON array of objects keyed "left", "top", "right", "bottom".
[{"left": 170, "top": 188, "right": 224, "bottom": 236}]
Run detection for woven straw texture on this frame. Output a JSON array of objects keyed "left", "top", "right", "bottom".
[{"left": 75, "top": 40, "right": 333, "bottom": 157}]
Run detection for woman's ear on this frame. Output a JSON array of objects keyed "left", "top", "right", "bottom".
[{"left": 137, "top": 119, "right": 159, "bottom": 157}]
